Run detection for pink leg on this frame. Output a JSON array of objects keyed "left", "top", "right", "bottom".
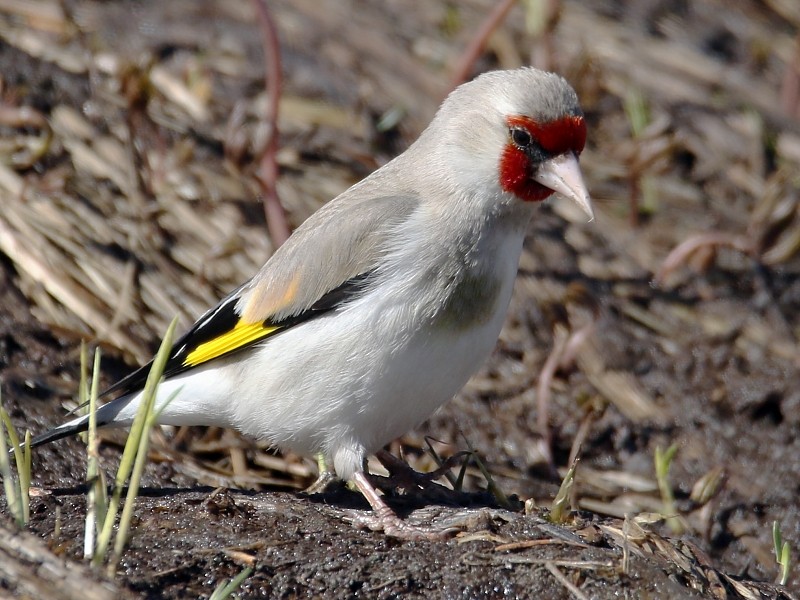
[{"left": 350, "top": 471, "right": 458, "bottom": 540}]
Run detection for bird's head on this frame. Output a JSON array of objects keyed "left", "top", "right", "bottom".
[{"left": 422, "top": 68, "right": 593, "bottom": 220}]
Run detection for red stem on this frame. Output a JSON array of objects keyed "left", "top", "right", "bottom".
[
  {"left": 449, "top": 0, "right": 517, "bottom": 90},
  {"left": 251, "top": 0, "right": 290, "bottom": 247}
]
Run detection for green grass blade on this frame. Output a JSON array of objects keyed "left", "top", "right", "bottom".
[
  {"left": 21, "top": 430, "right": 30, "bottom": 525},
  {"left": 774, "top": 521, "right": 783, "bottom": 560},
  {"left": 78, "top": 343, "right": 89, "bottom": 442},
  {"left": 774, "top": 521, "right": 792, "bottom": 586},
  {"left": 424, "top": 437, "right": 458, "bottom": 488},
  {"left": 109, "top": 387, "right": 180, "bottom": 574},
  {"left": 0, "top": 401, "right": 22, "bottom": 525},
  {"left": 210, "top": 567, "right": 253, "bottom": 600},
  {"left": 460, "top": 433, "right": 510, "bottom": 510},
  {"left": 654, "top": 443, "right": 683, "bottom": 534},
  {"left": 549, "top": 459, "right": 577, "bottom": 524},
  {"left": 0, "top": 398, "right": 25, "bottom": 488},
  {"left": 99, "top": 317, "right": 178, "bottom": 572},
  {"left": 84, "top": 348, "right": 103, "bottom": 558},
  {"left": 780, "top": 542, "right": 791, "bottom": 586}
]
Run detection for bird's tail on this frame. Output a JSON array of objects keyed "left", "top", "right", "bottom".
[
  {"left": 28, "top": 416, "right": 91, "bottom": 448},
  {"left": 28, "top": 394, "right": 136, "bottom": 449}
]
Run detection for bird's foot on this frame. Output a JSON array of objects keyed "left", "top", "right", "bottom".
[
  {"left": 349, "top": 471, "right": 461, "bottom": 540},
  {"left": 345, "top": 505, "right": 459, "bottom": 541},
  {"left": 303, "top": 469, "right": 342, "bottom": 495}
]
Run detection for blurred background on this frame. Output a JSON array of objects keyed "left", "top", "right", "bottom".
[{"left": 0, "top": 0, "right": 799, "bottom": 596}]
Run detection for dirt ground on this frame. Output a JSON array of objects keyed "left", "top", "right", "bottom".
[{"left": 1, "top": 0, "right": 800, "bottom": 598}]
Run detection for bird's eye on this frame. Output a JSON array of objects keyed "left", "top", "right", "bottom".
[{"left": 510, "top": 127, "right": 532, "bottom": 149}]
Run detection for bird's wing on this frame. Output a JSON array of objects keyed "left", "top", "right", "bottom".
[{"left": 103, "top": 193, "right": 420, "bottom": 398}]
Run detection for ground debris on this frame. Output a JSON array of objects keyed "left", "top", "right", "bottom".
[{"left": 0, "top": 0, "right": 799, "bottom": 598}]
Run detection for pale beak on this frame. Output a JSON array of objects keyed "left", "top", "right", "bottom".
[{"left": 533, "top": 152, "right": 594, "bottom": 221}]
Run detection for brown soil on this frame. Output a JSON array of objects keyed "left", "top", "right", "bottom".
[{"left": 1, "top": 1, "right": 800, "bottom": 599}]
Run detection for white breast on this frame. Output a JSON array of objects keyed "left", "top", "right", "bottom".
[{"left": 131, "top": 212, "right": 529, "bottom": 481}]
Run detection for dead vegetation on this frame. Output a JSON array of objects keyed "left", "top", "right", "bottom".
[{"left": 0, "top": 0, "right": 799, "bottom": 598}]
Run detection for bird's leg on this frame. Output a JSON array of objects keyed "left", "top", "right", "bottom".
[
  {"left": 303, "top": 454, "right": 342, "bottom": 494},
  {"left": 348, "top": 471, "right": 458, "bottom": 540}
]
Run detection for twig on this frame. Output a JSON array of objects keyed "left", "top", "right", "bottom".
[
  {"left": 251, "top": 0, "right": 290, "bottom": 247},
  {"left": 653, "top": 232, "right": 754, "bottom": 285},
  {"left": 780, "top": 32, "right": 800, "bottom": 119},
  {"left": 528, "top": 0, "right": 562, "bottom": 71},
  {"left": 567, "top": 410, "right": 593, "bottom": 469},
  {"left": 449, "top": 0, "right": 517, "bottom": 90},
  {"left": 495, "top": 538, "right": 581, "bottom": 552},
  {"left": 544, "top": 561, "right": 590, "bottom": 600},
  {"left": 559, "top": 319, "right": 596, "bottom": 370},
  {"left": 536, "top": 326, "right": 569, "bottom": 474},
  {"left": 536, "top": 319, "right": 594, "bottom": 475}
]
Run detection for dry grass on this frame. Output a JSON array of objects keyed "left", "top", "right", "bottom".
[{"left": 0, "top": 3, "right": 798, "bottom": 590}]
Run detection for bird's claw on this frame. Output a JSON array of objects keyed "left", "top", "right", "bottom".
[{"left": 344, "top": 508, "right": 460, "bottom": 541}]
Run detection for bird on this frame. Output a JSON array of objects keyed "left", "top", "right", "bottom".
[{"left": 29, "top": 67, "right": 592, "bottom": 539}]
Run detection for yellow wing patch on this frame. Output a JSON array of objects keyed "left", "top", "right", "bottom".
[{"left": 183, "top": 320, "right": 279, "bottom": 367}]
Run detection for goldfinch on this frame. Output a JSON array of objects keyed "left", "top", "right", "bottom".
[{"left": 30, "top": 67, "right": 592, "bottom": 539}]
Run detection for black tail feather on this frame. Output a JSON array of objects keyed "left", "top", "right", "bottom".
[
  {"left": 29, "top": 417, "right": 91, "bottom": 449},
  {"left": 22, "top": 394, "right": 133, "bottom": 453}
]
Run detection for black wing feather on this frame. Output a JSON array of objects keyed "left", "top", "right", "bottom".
[{"left": 100, "top": 272, "right": 374, "bottom": 399}]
